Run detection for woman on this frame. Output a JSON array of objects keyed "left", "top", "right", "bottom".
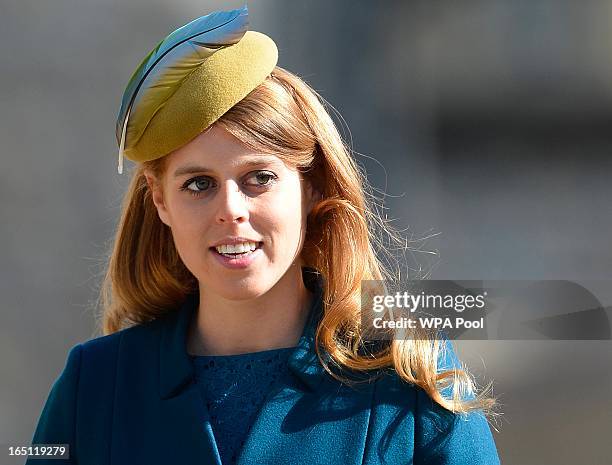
[{"left": 28, "top": 6, "right": 500, "bottom": 465}]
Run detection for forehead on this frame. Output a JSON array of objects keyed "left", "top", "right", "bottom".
[
  {"left": 172, "top": 155, "right": 284, "bottom": 178},
  {"left": 166, "top": 125, "right": 285, "bottom": 178}
]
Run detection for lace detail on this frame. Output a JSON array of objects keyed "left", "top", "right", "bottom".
[{"left": 191, "top": 347, "right": 295, "bottom": 465}]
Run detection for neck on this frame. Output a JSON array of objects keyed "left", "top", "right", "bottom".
[{"left": 186, "top": 266, "right": 313, "bottom": 356}]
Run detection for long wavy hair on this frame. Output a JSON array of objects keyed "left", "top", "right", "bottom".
[{"left": 99, "top": 66, "right": 496, "bottom": 416}]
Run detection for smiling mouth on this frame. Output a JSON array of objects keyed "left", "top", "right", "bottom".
[{"left": 210, "top": 241, "right": 264, "bottom": 258}]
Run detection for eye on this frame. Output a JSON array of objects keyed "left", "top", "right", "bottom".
[
  {"left": 179, "top": 171, "right": 277, "bottom": 198},
  {"left": 180, "top": 176, "right": 213, "bottom": 197},
  {"left": 245, "top": 171, "right": 277, "bottom": 187}
]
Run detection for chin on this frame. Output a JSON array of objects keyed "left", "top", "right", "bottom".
[{"left": 207, "top": 275, "right": 271, "bottom": 301}]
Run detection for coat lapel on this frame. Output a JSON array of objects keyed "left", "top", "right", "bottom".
[
  {"left": 110, "top": 289, "right": 222, "bottom": 465},
  {"left": 148, "top": 290, "right": 223, "bottom": 465},
  {"left": 235, "top": 270, "right": 375, "bottom": 465},
  {"left": 153, "top": 268, "right": 373, "bottom": 465}
]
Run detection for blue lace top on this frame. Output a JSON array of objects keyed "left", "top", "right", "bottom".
[{"left": 190, "top": 346, "right": 296, "bottom": 465}]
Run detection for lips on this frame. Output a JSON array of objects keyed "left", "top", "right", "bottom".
[
  {"left": 210, "top": 237, "right": 263, "bottom": 248},
  {"left": 209, "top": 241, "right": 263, "bottom": 269},
  {"left": 209, "top": 241, "right": 264, "bottom": 254}
]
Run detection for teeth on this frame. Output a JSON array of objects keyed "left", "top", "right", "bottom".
[{"left": 215, "top": 241, "right": 259, "bottom": 254}]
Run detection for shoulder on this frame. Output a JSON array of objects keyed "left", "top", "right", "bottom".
[
  {"left": 366, "top": 338, "right": 461, "bottom": 407},
  {"left": 78, "top": 318, "right": 159, "bottom": 360},
  {"left": 367, "top": 344, "right": 500, "bottom": 464},
  {"left": 367, "top": 339, "right": 484, "bottom": 423},
  {"left": 62, "top": 315, "right": 168, "bottom": 386},
  {"left": 43, "top": 316, "right": 171, "bottom": 422}
]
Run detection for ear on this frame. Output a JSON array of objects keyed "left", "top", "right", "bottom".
[
  {"left": 144, "top": 172, "right": 172, "bottom": 228},
  {"left": 304, "top": 178, "right": 321, "bottom": 215}
]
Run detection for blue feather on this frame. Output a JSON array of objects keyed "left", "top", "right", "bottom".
[{"left": 115, "top": 5, "right": 249, "bottom": 160}]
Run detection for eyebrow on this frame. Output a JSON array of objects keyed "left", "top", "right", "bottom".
[{"left": 173, "top": 156, "right": 281, "bottom": 178}]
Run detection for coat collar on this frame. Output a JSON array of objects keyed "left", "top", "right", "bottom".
[{"left": 159, "top": 267, "right": 328, "bottom": 399}]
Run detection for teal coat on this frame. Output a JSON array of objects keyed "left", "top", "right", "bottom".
[{"left": 28, "top": 273, "right": 500, "bottom": 464}]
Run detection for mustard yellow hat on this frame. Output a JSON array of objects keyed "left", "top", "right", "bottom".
[{"left": 115, "top": 5, "right": 278, "bottom": 173}]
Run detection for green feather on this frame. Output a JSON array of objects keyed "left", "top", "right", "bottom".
[{"left": 116, "top": 5, "right": 248, "bottom": 173}]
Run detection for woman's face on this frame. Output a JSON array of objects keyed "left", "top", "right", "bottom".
[{"left": 145, "top": 124, "right": 317, "bottom": 300}]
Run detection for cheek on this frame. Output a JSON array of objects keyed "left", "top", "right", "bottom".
[
  {"left": 269, "top": 182, "right": 309, "bottom": 236},
  {"left": 168, "top": 198, "right": 203, "bottom": 235},
  {"left": 165, "top": 199, "right": 211, "bottom": 265}
]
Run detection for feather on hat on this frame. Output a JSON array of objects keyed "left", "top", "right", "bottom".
[{"left": 115, "top": 5, "right": 278, "bottom": 173}]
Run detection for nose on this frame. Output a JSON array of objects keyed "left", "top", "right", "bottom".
[{"left": 215, "top": 180, "right": 249, "bottom": 224}]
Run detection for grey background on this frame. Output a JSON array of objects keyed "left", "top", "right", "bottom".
[{"left": 2, "top": 1, "right": 611, "bottom": 464}]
